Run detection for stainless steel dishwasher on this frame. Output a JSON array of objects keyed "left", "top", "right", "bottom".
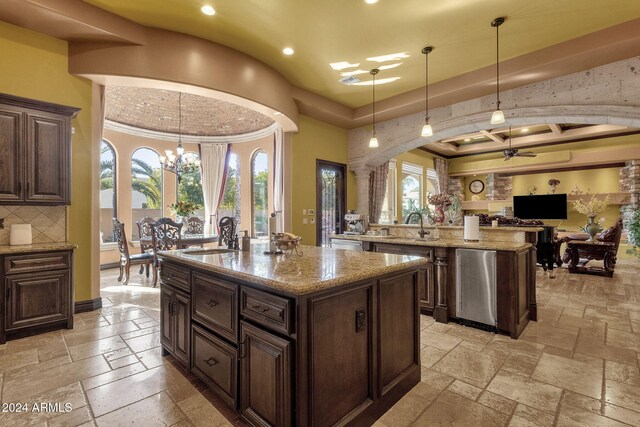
[{"left": 456, "top": 248, "right": 497, "bottom": 329}]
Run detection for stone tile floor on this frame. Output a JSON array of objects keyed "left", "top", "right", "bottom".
[{"left": 1, "top": 261, "right": 640, "bottom": 426}]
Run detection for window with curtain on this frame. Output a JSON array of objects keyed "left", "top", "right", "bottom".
[
  {"left": 219, "top": 153, "right": 240, "bottom": 224},
  {"left": 379, "top": 160, "right": 397, "bottom": 224},
  {"left": 99, "top": 140, "right": 117, "bottom": 243},
  {"left": 131, "top": 148, "right": 163, "bottom": 240},
  {"left": 401, "top": 162, "right": 423, "bottom": 220},
  {"left": 251, "top": 150, "right": 269, "bottom": 238},
  {"left": 176, "top": 151, "right": 204, "bottom": 217}
]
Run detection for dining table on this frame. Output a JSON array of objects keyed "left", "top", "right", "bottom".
[{"left": 139, "top": 233, "right": 219, "bottom": 249}]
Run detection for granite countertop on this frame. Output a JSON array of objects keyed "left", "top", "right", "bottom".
[
  {"left": 331, "top": 234, "right": 532, "bottom": 252},
  {"left": 158, "top": 243, "right": 429, "bottom": 296},
  {"left": 0, "top": 242, "right": 78, "bottom": 255},
  {"left": 369, "top": 223, "right": 544, "bottom": 232}
]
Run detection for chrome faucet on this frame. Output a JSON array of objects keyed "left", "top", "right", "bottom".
[{"left": 405, "top": 212, "right": 429, "bottom": 239}]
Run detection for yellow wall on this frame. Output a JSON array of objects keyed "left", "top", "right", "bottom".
[
  {"left": 291, "top": 115, "right": 356, "bottom": 245},
  {"left": 0, "top": 22, "right": 94, "bottom": 301},
  {"left": 464, "top": 175, "right": 488, "bottom": 201}
]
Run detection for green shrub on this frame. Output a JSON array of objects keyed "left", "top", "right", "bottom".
[{"left": 627, "top": 209, "right": 640, "bottom": 259}]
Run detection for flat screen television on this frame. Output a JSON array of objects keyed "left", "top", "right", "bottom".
[{"left": 513, "top": 194, "right": 568, "bottom": 220}]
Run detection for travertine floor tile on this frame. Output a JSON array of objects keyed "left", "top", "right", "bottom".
[
  {"left": 486, "top": 370, "right": 563, "bottom": 413},
  {"left": 447, "top": 379, "right": 483, "bottom": 400},
  {"left": 177, "top": 393, "right": 230, "bottom": 427},
  {"left": 377, "top": 393, "right": 429, "bottom": 426},
  {"left": 605, "top": 379, "right": 640, "bottom": 412},
  {"left": 606, "top": 360, "right": 640, "bottom": 386},
  {"left": 433, "top": 346, "right": 504, "bottom": 388},
  {"left": 125, "top": 331, "right": 162, "bottom": 353},
  {"left": 95, "top": 391, "right": 186, "bottom": 426},
  {"left": 81, "top": 361, "right": 148, "bottom": 390},
  {"left": 414, "top": 390, "right": 508, "bottom": 426},
  {"left": 557, "top": 403, "right": 627, "bottom": 427},
  {"left": 531, "top": 353, "right": 603, "bottom": 399},
  {"left": 603, "top": 402, "right": 640, "bottom": 426},
  {"left": 421, "top": 329, "right": 461, "bottom": 351},
  {"left": 521, "top": 323, "right": 578, "bottom": 351},
  {"left": 508, "top": 404, "right": 556, "bottom": 427},
  {"left": 68, "top": 335, "right": 127, "bottom": 361},
  {"left": 574, "top": 335, "right": 637, "bottom": 365},
  {"left": 477, "top": 390, "right": 517, "bottom": 415}
]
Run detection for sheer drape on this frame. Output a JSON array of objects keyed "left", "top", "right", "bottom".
[
  {"left": 200, "top": 143, "right": 230, "bottom": 234},
  {"left": 368, "top": 162, "right": 389, "bottom": 224},
  {"left": 273, "top": 126, "right": 284, "bottom": 233},
  {"left": 434, "top": 157, "right": 450, "bottom": 194}
]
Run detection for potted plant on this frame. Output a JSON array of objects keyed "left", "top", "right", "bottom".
[
  {"left": 169, "top": 200, "right": 201, "bottom": 223},
  {"left": 428, "top": 193, "right": 453, "bottom": 225},
  {"left": 572, "top": 194, "right": 610, "bottom": 242},
  {"left": 627, "top": 208, "right": 640, "bottom": 259}
]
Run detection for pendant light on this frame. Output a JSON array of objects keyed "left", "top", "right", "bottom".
[
  {"left": 490, "top": 17, "right": 506, "bottom": 125},
  {"left": 369, "top": 68, "right": 380, "bottom": 148},
  {"left": 159, "top": 92, "right": 200, "bottom": 183},
  {"left": 421, "top": 46, "right": 434, "bottom": 137}
]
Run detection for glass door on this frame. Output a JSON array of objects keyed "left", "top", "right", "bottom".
[{"left": 316, "top": 160, "right": 346, "bottom": 247}]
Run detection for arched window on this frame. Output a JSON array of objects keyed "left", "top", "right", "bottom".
[
  {"left": 251, "top": 150, "right": 269, "bottom": 238},
  {"left": 219, "top": 153, "right": 240, "bottom": 224},
  {"left": 131, "top": 148, "right": 163, "bottom": 240},
  {"left": 176, "top": 152, "right": 204, "bottom": 217},
  {"left": 99, "top": 140, "right": 117, "bottom": 243}
]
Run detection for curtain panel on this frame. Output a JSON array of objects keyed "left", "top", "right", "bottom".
[
  {"left": 368, "top": 162, "right": 389, "bottom": 224},
  {"left": 273, "top": 126, "right": 285, "bottom": 233},
  {"left": 200, "top": 143, "right": 230, "bottom": 234},
  {"left": 434, "top": 157, "right": 450, "bottom": 195}
]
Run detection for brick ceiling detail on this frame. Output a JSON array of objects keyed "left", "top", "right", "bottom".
[{"left": 104, "top": 86, "right": 274, "bottom": 136}]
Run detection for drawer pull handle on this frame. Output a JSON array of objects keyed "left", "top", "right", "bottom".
[
  {"left": 262, "top": 307, "right": 270, "bottom": 313},
  {"left": 252, "top": 304, "right": 261, "bottom": 309},
  {"left": 207, "top": 300, "right": 218, "bottom": 308},
  {"left": 169, "top": 273, "right": 175, "bottom": 279},
  {"left": 204, "top": 357, "right": 217, "bottom": 367}
]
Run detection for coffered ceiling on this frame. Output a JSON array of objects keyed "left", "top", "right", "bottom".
[{"left": 81, "top": 0, "right": 640, "bottom": 107}]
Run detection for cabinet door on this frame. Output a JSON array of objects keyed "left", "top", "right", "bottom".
[
  {"left": 0, "top": 108, "right": 23, "bottom": 202},
  {"left": 173, "top": 288, "right": 191, "bottom": 367},
  {"left": 419, "top": 264, "right": 435, "bottom": 310},
  {"left": 240, "top": 321, "right": 292, "bottom": 427},
  {"left": 24, "top": 112, "right": 69, "bottom": 204},
  {"left": 160, "top": 285, "right": 174, "bottom": 352},
  {"left": 308, "top": 285, "right": 374, "bottom": 426},
  {"left": 5, "top": 270, "right": 70, "bottom": 330}
]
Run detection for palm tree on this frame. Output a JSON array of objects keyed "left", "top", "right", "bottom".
[
  {"left": 100, "top": 143, "right": 115, "bottom": 190},
  {"left": 131, "top": 158, "right": 162, "bottom": 209}
]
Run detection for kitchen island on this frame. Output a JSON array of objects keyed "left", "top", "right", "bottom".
[
  {"left": 332, "top": 223, "right": 542, "bottom": 339},
  {"left": 158, "top": 244, "right": 428, "bottom": 427}
]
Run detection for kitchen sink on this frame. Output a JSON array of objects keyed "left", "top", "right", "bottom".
[{"left": 183, "top": 248, "right": 236, "bottom": 255}]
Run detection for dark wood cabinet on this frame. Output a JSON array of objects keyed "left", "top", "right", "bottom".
[
  {"left": 160, "top": 283, "right": 191, "bottom": 368},
  {"left": 240, "top": 321, "right": 292, "bottom": 427},
  {"left": 0, "top": 250, "right": 74, "bottom": 344},
  {"left": 0, "top": 93, "right": 78, "bottom": 205}
]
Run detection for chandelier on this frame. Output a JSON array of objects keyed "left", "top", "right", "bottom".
[{"left": 159, "top": 92, "right": 201, "bottom": 183}]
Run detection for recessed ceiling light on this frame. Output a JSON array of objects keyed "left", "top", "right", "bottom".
[
  {"left": 274, "top": 112, "right": 283, "bottom": 115},
  {"left": 365, "top": 0, "right": 379, "bottom": 4},
  {"left": 464, "top": 138, "right": 471, "bottom": 142},
  {"left": 352, "top": 77, "right": 401, "bottom": 86},
  {"left": 341, "top": 69, "right": 369, "bottom": 77},
  {"left": 473, "top": 136, "right": 484, "bottom": 140},
  {"left": 282, "top": 47, "right": 295, "bottom": 55},
  {"left": 201, "top": 5, "right": 216, "bottom": 15},
  {"left": 330, "top": 61, "right": 359, "bottom": 70},
  {"left": 367, "top": 52, "right": 410, "bottom": 62},
  {"left": 521, "top": 128, "right": 529, "bottom": 133}
]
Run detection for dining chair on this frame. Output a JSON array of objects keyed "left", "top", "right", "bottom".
[
  {"left": 218, "top": 216, "right": 236, "bottom": 247},
  {"left": 151, "top": 218, "right": 183, "bottom": 288},
  {"left": 186, "top": 217, "right": 205, "bottom": 234},
  {"left": 136, "top": 217, "right": 156, "bottom": 277},
  {"left": 113, "top": 219, "right": 156, "bottom": 286}
]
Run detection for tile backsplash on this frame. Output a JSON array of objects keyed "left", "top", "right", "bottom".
[{"left": 0, "top": 206, "right": 67, "bottom": 245}]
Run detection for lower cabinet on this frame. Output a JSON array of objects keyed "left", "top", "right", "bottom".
[
  {"left": 1, "top": 250, "right": 74, "bottom": 344},
  {"left": 160, "top": 284, "right": 191, "bottom": 367},
  {"left": 240, "top": 321, "right": 292, "bottom": 427}
]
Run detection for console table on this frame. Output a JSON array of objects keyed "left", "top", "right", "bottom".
[{"left": 566, "top": 240, "right": 617, "bottom": 277}]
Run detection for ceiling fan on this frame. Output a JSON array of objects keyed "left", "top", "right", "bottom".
[{"left": 503, "top": 127, "right": 537, "bottom": 160}]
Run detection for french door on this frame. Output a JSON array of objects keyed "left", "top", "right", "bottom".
[{"left": 316, "top": 160, "right": 347, "bottom": 247}]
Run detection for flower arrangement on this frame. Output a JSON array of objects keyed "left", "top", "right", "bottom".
[
  {"left": 428, "top": 193, "right": 452, "bottom": 207},
  {"left": 548, "top": 179, "right": 560, "bottom": 186},
  {"left": 573, "top": 194, "right": 610, "bottom": 217},
  {"left": 169, "top": 201, "right": 201, "bottom": 217}
]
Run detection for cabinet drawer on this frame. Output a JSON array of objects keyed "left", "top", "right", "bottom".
[
  {"left": 192, "top": 324, "right": 237, "bottom": 408},
  {"left": 160, "top": 263, "right": 190, "bottom": 292},
  {"left": 4, "top": 251, "right": 70, "bottom": 275},
  {"left": 374, "top": 244, "right": 433, "bottom": 260},
  {"left": 192, "top": 273, "right": 237, "bottom": 342},
  {"left": 241, "top": 287, "right": 293, "bottom": 335}
]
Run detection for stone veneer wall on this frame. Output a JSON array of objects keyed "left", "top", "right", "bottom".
[
  {"left": 486, "top": 174, "right": 513, "bottom": 201},
  {"left": 448, "top": 177, "right": 465, "bottom": 203},
  {"left": 0, "top": 206, "right": 67, "bottom": 245},
  {"left": 620, "top": 159, "right": 640, "bottom": 231}
]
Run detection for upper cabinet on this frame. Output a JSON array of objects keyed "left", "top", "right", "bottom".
[{"left": 0, "top": 93, "right": 79, "bottom": 205}]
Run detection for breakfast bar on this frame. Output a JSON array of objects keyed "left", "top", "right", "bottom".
[{"left": 158, "top": 244, "right": 428, "bottom": 426}]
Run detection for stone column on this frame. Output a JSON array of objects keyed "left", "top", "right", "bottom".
[
  {"left": 486, "top": 174, "right": 513, "bottom": 200},
  {"left": 620, "top": 160, "right": 640, "bottom": 231},
  {"left": 353, "top": 166, "right": 373, "bottom": 221},
  {"left": 448, "top": 177, "right": 465, "bottom": 203}
]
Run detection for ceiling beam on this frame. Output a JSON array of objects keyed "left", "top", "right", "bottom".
[
  {"left": 549, "top": 124, "right": 563, "bottom": 135},
  {"left": 480, "top": 130, "right": 504, "bottom": 143}
]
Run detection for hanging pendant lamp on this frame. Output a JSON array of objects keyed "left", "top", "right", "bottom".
[
  {"left": 369, "top": 68, "right": 380, "bottom": 148},
  {"left": 421, "top": 46, "right": 434, "bottom": 137},
  {"left": 490, "top": 17, "right": 506, "bottom": 125}
]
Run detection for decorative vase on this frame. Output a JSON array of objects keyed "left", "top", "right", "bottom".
[
  {"left": 583, "top": 215, "right": 602, "bottom": 243},
  {"left": 549, "top": 184, "right": 557, "bottom": 194},
  {"left": 435, "top": 205, "right": 445, "bottom": 225}
]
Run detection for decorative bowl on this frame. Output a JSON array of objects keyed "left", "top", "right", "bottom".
[{"left": 271, "top": 233, "right": 303, "bottom": 256}]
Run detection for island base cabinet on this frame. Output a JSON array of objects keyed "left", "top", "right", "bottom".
[
  {"left": 160, "top": 284, "right": 190, "bottom": 368},
  {"left": 240, "top": 321, "right": 292, "bottom": 427}
]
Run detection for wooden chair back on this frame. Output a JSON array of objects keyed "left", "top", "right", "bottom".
[
  {"left": 218, "top": 216, "right": 236, "bottom": 246},
  {"left": 151, "top": 218, "right": 183, "bottom": 251},
  {"left": 186, "top": 217, "right": 205, "bottom": 234},
  {"left": 113, "top": 219, "right": 131, "bottom": 260},
  {"left": 137, "top": 217, "right": 156, "bottom": 252}
]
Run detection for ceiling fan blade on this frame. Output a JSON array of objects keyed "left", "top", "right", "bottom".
[
  {"left": 518, "top": 152, "right": 537, "bottom": 157},
  {"left": 504, "top": 156, "right": 511, "bottom": 161}
]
